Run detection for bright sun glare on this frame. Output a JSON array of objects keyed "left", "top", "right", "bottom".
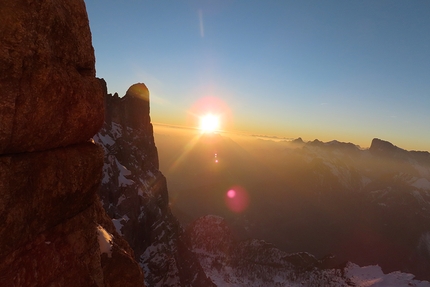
[{"left": 199, "top": 114, "right": 220, "bottom": 133}]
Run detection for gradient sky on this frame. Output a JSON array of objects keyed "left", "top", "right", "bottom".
[{"left": 85, "top": 1, "right": 430, "bottom": 151}]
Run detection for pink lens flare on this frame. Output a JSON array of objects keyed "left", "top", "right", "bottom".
[
  {"left": 225, "top": 186, "right": 249, "bottom": 213},
  {"left": 227, "top": 189, "right": 236, "bottom": 198}
]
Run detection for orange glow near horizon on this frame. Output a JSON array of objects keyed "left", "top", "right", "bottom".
[
  {"left": 162, "top": 95, "right": 228, "bottom": 174},
  {"left": 187, "top": 96, "right": 232, "bottom": 132}
]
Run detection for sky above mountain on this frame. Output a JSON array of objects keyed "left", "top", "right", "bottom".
[{"left": 85, "top": 0, "right": 430, "bottom": 151}]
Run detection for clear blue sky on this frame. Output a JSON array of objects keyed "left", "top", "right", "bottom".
[{"left": 85, "top": 0, "right": 430, "bottom": 151}]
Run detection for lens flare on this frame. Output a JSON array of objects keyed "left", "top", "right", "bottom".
[
  {"left": 227, "top": 189, "right": 236, "bottom": 198},
  {"left": 187, "top": 96, "right": 232, "bottom": 132},
  {"left": 225, "top": 186, "right": 249, "bottom": 213},
  {"left": 199, "top": 113, "right": 220, "bottom": 133}
]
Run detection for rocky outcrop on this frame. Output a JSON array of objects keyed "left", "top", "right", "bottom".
[
  {"left": 0, "top": 0, "right": 104, "bottom": 154},
  {"left": 369, "top": 138, "right": 406, "bottom": 158},
  {"left": 370, "top": 138, "right": 430, "bottom": 165},
  {"left": 95, "top": 83, "right": 214, "bottom": 286},
  {"left": 0, "top": 143, "right": 103, "bottom": 259},
  {"left": 0, "top": 1, "right": 144, "bottom": 286}
]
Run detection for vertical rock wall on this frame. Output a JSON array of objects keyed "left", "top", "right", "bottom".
[
  {"left": 0, "top": 0, "right": 104, "bottom": 153},
  {"left": 95, "top": 84, "right": 215, "bottom": 286},
  {"left": 0, "top": 1, "right": 144, "bottom": 286}
]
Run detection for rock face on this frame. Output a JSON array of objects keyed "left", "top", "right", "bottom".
[
  {"left": 0, "top": 143, "right": 103, "bottom": 259},
  {"left": 0, "top": 1, "right": 144, "bottom": 286},
  {"left": 0, "top": 0, "right": 104, "bottom": 154},
  {"left": 95, "top": 83, "right": 214, "bottom": 286}
]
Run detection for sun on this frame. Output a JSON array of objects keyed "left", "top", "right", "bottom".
[{"left": 199, "top": 114, "right": 220, "bottom": 133}]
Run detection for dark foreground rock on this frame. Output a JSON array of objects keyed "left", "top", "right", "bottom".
[
  {"left": 0, "top": 0, "right": 104, "bottom": 154},
  {"left": 0, "top": 0, "right": 145, "bottom": 286}
]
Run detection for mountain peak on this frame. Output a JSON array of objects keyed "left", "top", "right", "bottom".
[
  {"left": 125, "top": 83, "right": 149, "bottom": 102},
  {"left": 291, "top": 137, "right": 304, "bottom": 144},
  {"left": 103, "top": 82, "right": 152, "bottom": 132},
  {"left": 369, "top": 138, "right": 405, "bottom": 156}
]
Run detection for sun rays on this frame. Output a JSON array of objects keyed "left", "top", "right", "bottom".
[{"left": 199, "top": 113, "right": 220, "bottom": 134}]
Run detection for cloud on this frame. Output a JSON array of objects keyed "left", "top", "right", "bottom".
[{"left": 251, "top": 134, "right": 294, "bottom": 142}]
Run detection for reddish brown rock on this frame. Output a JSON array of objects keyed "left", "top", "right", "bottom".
[
  {"left": 95, "top": 203, "right": 145, "bottom": 287},
  {"left": 0, "top": 204, "right": 104, "bottom": 287},
  {"left": 0, "top": 0, "right": 146, "bottom": 286},
  {"left": 0, "top": 142, "right": 103, "bottom": 259},
  {"left": 0, "top": 0, "right": 104, "bottom": 154},
  {"left": 0, "top": 201, "right": 145, "bottom": 287}
]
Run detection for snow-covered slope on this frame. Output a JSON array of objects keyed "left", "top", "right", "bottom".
[{"left": 186, "top": 215, "right": 430, "bottom": 287}]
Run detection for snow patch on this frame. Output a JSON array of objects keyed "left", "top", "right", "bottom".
[
  {"left": 115, "top": 158, "right": 135, "bottom": 186},
  {"left": 118, "top": 173, "right": 134, "bottom": 187},
  {"left": 97, "top": 225, "right": 113, "bottom": 258},
  {"left": 95, "top": 133, "right": 115, "bottom": 146},
  {"left": 112, "top": 215, "right": 130, "bottom": 236},
  {"left": 116, "top": 158, "right": 131, "bottom": 176},
  {"left": 345, "top": 262, "right": 430, "bottom": 287},
  {"left": 412, "top": 178, "right": 430, "bottom": 190},
  {"left": 111, "top": 122, "right": 123, "bottom": 139},
  {"left": 117, "top": 194, "right": 126, "bottom": 206},
  {"left": 112, "top": 218, "right": 124, "bottom": 236},
  {"left": 138, "top": 188, "right": 144, "bottom": 197}
]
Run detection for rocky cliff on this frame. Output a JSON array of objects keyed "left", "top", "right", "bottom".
[
  {"left": 0, "top": 1, "right": 144, "bottom": 286},
  {"left": 95, "top": 84, "right": 214, "bottom": 286}
]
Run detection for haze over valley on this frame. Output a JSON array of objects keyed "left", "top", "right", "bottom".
[{"left": 154, "top": 124, "right": 430, "bottom": 280}]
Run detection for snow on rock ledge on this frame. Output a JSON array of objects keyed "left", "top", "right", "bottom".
[{"left": 97, "top": 225, "right": 113, "bottom": 258}]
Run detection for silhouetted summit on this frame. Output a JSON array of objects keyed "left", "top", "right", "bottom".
[
  {"left": 125, "top": 83, "right": 150, "bottom": 101},
  {"left": 103, "top": 81, "right": 152, "bottom": 135},
  {"left": 370, "top": 138, "right": 399, "bottom": 152}
]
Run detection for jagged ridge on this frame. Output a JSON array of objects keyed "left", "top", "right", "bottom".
[{"left": 95, "top": 82, "right": 214, "bottom": 286}]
